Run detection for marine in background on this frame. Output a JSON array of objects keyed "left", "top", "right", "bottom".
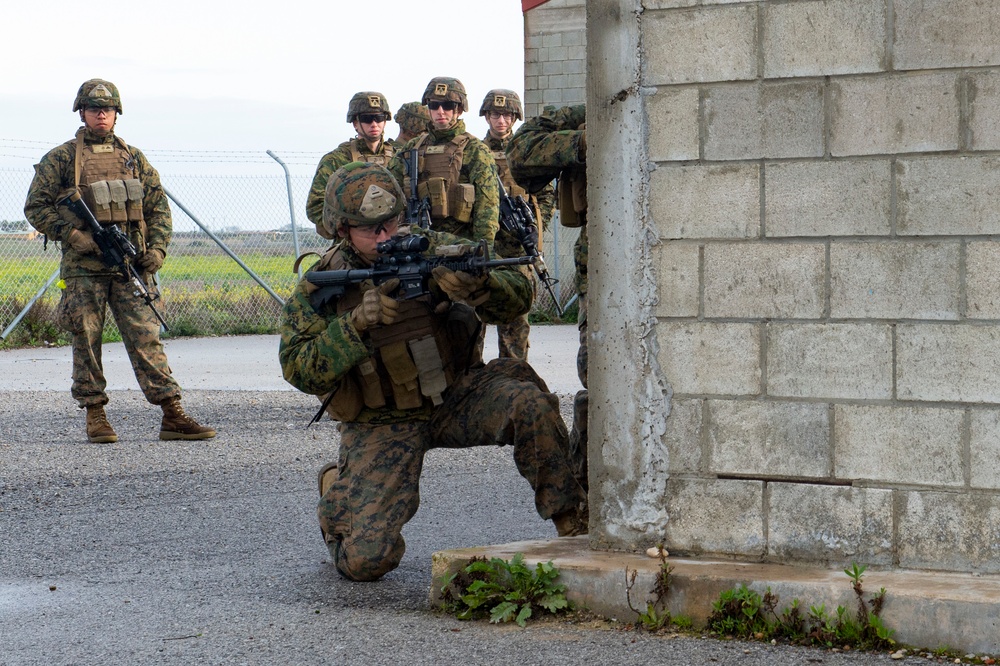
[
  {"left": 388, "top": 101, "right": 430, "bottom": 150},
  {"left": 24, "top": 78, "right": 215, "bottom": 443},
  {"left": 307, "top": 92, "right": 395, "bottom": 236}
]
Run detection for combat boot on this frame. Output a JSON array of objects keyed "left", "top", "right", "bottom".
[
  {"left": 159, "top": 397, "right": 216, "bottom": 441},
  {"left": 552, "top": 503, "right": 589, "bottom": 537},
  {"left": 85, "top": 405, "right": 118, "bottom": 443}
]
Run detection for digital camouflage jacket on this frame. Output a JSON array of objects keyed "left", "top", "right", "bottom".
[
  {"left": 24, "top": 128, "right": 171, "bottom": 278},
  {"left": 306, "top": 137, "right": 394, "bottom": 227}
]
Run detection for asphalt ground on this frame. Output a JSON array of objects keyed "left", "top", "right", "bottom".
[{"left": 1, "top": 326, "right": 905, "bottom": 665}]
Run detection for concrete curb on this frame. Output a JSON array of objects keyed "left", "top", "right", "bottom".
[{"left": 431, "top": 538, "right": 1000, "bottom": 654}]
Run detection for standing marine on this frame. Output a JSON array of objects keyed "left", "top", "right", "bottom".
[
  {"left": 279, "top": 162, "right": 588, "bottom": 581},
  {"left": 387, "top": 101, "right": 430, "bottom": 151},
  {"left": 24, "top": 78, "right": 216, "bottom": 443},
  {"left": 386, "top": 77, "right": 500, "bottom": 246},
  {"left": 307, "top": 92, "right": 395, "bottom": 236},
  {"left": 506, "top": 104, "right": 588, "bottom": 490},
  {"left": 479, "top": 88, "right": 555, "bottom": 360}
]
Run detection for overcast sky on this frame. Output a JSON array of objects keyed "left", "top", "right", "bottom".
[{"left": 1, "top": 0, "right": 526, "bottom": 174}]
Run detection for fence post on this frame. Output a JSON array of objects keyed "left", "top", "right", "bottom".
[
  {"left": 1, "top": 268, "right": 60, "bottom": 341},
  {"left": 266, "top": 150, "right": 303, "bottom": 278}
]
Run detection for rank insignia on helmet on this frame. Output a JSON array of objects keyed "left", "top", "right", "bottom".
[
  {"left": 434, "top": 84, "right": 449, "bottom": 96},
  {"left": 493, "top": 95, "right": 507, "bottom": 107},
  {"left": 368, "top": 95, "right": 382, "bottom": 108},
  {"left": 91, "top": 84, "right": 112, "bottom": 99},
  {"left": 358, "top": 184, "right": 398, "bottom": 220}
]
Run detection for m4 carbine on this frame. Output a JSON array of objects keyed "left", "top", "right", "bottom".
[{"left": 58, "top": 190, "right": 169, "bottom": 330}]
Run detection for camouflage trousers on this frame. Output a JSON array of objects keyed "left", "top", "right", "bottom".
[
  {"left": 318, "top": 358, "right": 587, "bottom": 582},
  {"left": 58, "top": 274, "right": 180, "bottom": 408},
  {"left": 496, "top": 313, "right": 530, "bottom": 360}
]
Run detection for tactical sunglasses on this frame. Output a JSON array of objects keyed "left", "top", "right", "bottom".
[
  {"left": 427, "top": 101, "right": 458, "bottom": 111},
  {"left": 357, "top": 114, "right": 387, "bottom": 124}
]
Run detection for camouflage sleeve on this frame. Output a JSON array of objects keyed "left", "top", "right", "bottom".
[
  {"left": 306, "top": 144, "right": 354, "bottom": 227},
  {"left": 24, "top": 142, "right": 76, "bottom": 242},
  {"left": 463, "top": 139, "right": 500, "bottom": 245},
  {"left": 131, "top": 147, "right": 172, "bottom": 254},
  {"left": 507, "top": 104, "right": 587, "bottom": 193},
  {"left": 278, "top": 280, "right": 371, "bottom": 395},
  {"left": 476, "top": 264, "right": 534, "bottom": 324},
  {"left": 533, "top": 181, "right": 556, "bottom": 230}
]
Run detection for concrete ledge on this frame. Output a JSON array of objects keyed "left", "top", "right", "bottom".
[{"left": 431, "top": 538, "right": 1000, "bottom": 654}]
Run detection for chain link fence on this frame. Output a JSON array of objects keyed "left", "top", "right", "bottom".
[{"left": 1, "top": 158, "right": 579, "bottom": 346}]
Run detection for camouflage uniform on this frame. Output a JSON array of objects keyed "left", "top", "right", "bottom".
[
  {"left": 280, "top": 163, "right": 586, "bottom": 581},
  {"left": 307, "top": 92, "right": 395, "bottom": 232},
  {"left": 507, "top": 104, "right": 589, "bottom": 489},
  {"left": 386, "top": 78, "right": 500, "bottom": 246},
  {"left": 24, "top": 121, "right": 178, "bottom": 410},
  {"left": 387, "top": 101, "right": 430, "bottom": 151}
]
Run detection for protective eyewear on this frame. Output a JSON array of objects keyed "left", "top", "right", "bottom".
[
  {"left": 427, "top": 101, "right": 458, "bottom": 112},
  {"left": 349, "top": 217, "right": 400, "bottom": 237},
  {"left": 357, "top": 114, "right": 387, "bottom": 124},
  {"left": 84, "top": 106, "right": 115, "bottom": 115},
  {"left": 488, "top": 111, "right": 513, "bottom": 121}
]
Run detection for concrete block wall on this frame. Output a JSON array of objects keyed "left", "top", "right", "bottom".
[
  {"left": 523, "top": 0, "right": 587, "bottom": 118},
  {"left": 585, "top": 0, "right": 1000, "bottom": 575}
]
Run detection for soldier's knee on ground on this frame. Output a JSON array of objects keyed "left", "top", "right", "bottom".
[{"left": 330, "top": 536, "right": 405, "bottom": 582}]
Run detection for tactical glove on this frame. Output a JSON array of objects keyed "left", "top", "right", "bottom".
[
  {"left": 350, "top": 278, "right": 401, "bottom": 332},
  {"left": 138, "top": 248, "right": 165, "bottom": 274},
  {"left": 67, "top": 229, "right": 100, "bottom": 255},
  {"left": 431, "top": 266, "right": 490, "bottom": 306}
]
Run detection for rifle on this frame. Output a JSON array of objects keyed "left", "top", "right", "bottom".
[
  {"left": 58, "top": 190, "right": 169, "bottom": 330},
  {"left": 404, "top": 148, "right": 432, "bottom": 230},
  {"left": 305, "top": 234, "right": 534, "bottom": 308},
  {"left": 496, "top": 178, "right": 563, "bottom": 316}
]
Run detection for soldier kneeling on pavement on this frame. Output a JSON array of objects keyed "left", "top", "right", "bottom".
[{"left": 278, "top": 162, "right": 588, "bottom": 582}]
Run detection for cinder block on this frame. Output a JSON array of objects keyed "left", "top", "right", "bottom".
[
  {"left": 708, "top": 400, "right": 831, "bottom": 478},
  {"left": 834, "top": 405, "right": 963, "bottom": 486},
  {"left": 830, "top": 241, "right": 961, "bottom": 320},
  {"left": 704, "top": 81, "right": 825, "bottom": 160},
  {"left": 762, "top": 0, "right": 885, "bottom": 77},
  {"left": 967, "top": 241, "right": 1000, "bottom": 319},
  {"left": 968, "top": 71, "right": 1000, "bottom": 151},
  {"left": 665, "top": 478, "right": 765, "bottom": 558},
  {"left": 894, "top": 0, "right": 1000, "bottom": 70},
  {"left": 767, "top": 483, "right": 894, "bottom": 565},
  {"left": 898, "top": 490, "right": 1000, "bottom": 574},
  {"left": 830, "top": 73, "right": 959, "bottom": 156},
  {"left": 896, "top": 156, "right": 1000, "bottom": 235},
  {"left": 765, "top": 159, "right": 891, "bottom": 237},
  {"left": 654, "top": 241, "right": 700, "bottom": 318},
  {"left": 767, "top": 324, "right": 893, "bottom": 400},
  {"left": 643, "top": 6, "right": 757, "bottom": 85},
  {"left": 897, "top": 324, "right": 1000, "bottom": 403},
  {"left": 657, "top": 322, "right": 761, "bottom": 396},
  {"left": 651, "top": 164, "right": 760, "bottom": 240},
  {"left": 703, "top": 243, "right": 825, "bottom": 319},
  {"left": 970, "top": 410, "right": 1000, "bottom": 490},
  {"left": 664, "top": 398, "right": 704, "bottom": 474},
  {"left": 647, "top": 87, "right": 700, "bottom": 162}
]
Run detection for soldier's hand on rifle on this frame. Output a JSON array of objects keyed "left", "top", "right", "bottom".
[
  {"left": 66, "top": 229, "right": 100, "bottom": 255},
  {"left": 432, "top": 266, "right": 490, "bottom": 307},
  {"left": 350, "top": 278, "right": 401, "bottom": 332},
  {"left": 138, "top": 248, "right": 165, "bottom": 274}
]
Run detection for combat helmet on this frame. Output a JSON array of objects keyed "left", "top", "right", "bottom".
[
  {"left": 421, "top": 77, "right": 468, "bottom": 112},
  {"left": 395, "top": 101, "right": 430, "bottom": 135},
  {"left": 346, "top": 92, "right": 392, "bottom": 123},
  {"left": 322, "top": 162, "right": 406, "bottom": 237},
  {"left": 479, "top": 89, "right": 523, "bottom": 121},
  {"left": 73, "top": 78, "right": 123, "bottom": 114}
]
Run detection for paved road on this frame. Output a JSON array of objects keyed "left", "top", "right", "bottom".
[{"left": 0, "top": 326, "right": 901, "bottom": 665}]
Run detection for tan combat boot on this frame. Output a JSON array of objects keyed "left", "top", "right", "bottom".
[
  {"left": 85, "top": 405, "right": 118, "bottom": 443},
  {"left": 552, "top": 504, "right": 589, "bottom": 537},
  {"left": 159, "top": 397, "right": 216, "bottom": 441}
]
